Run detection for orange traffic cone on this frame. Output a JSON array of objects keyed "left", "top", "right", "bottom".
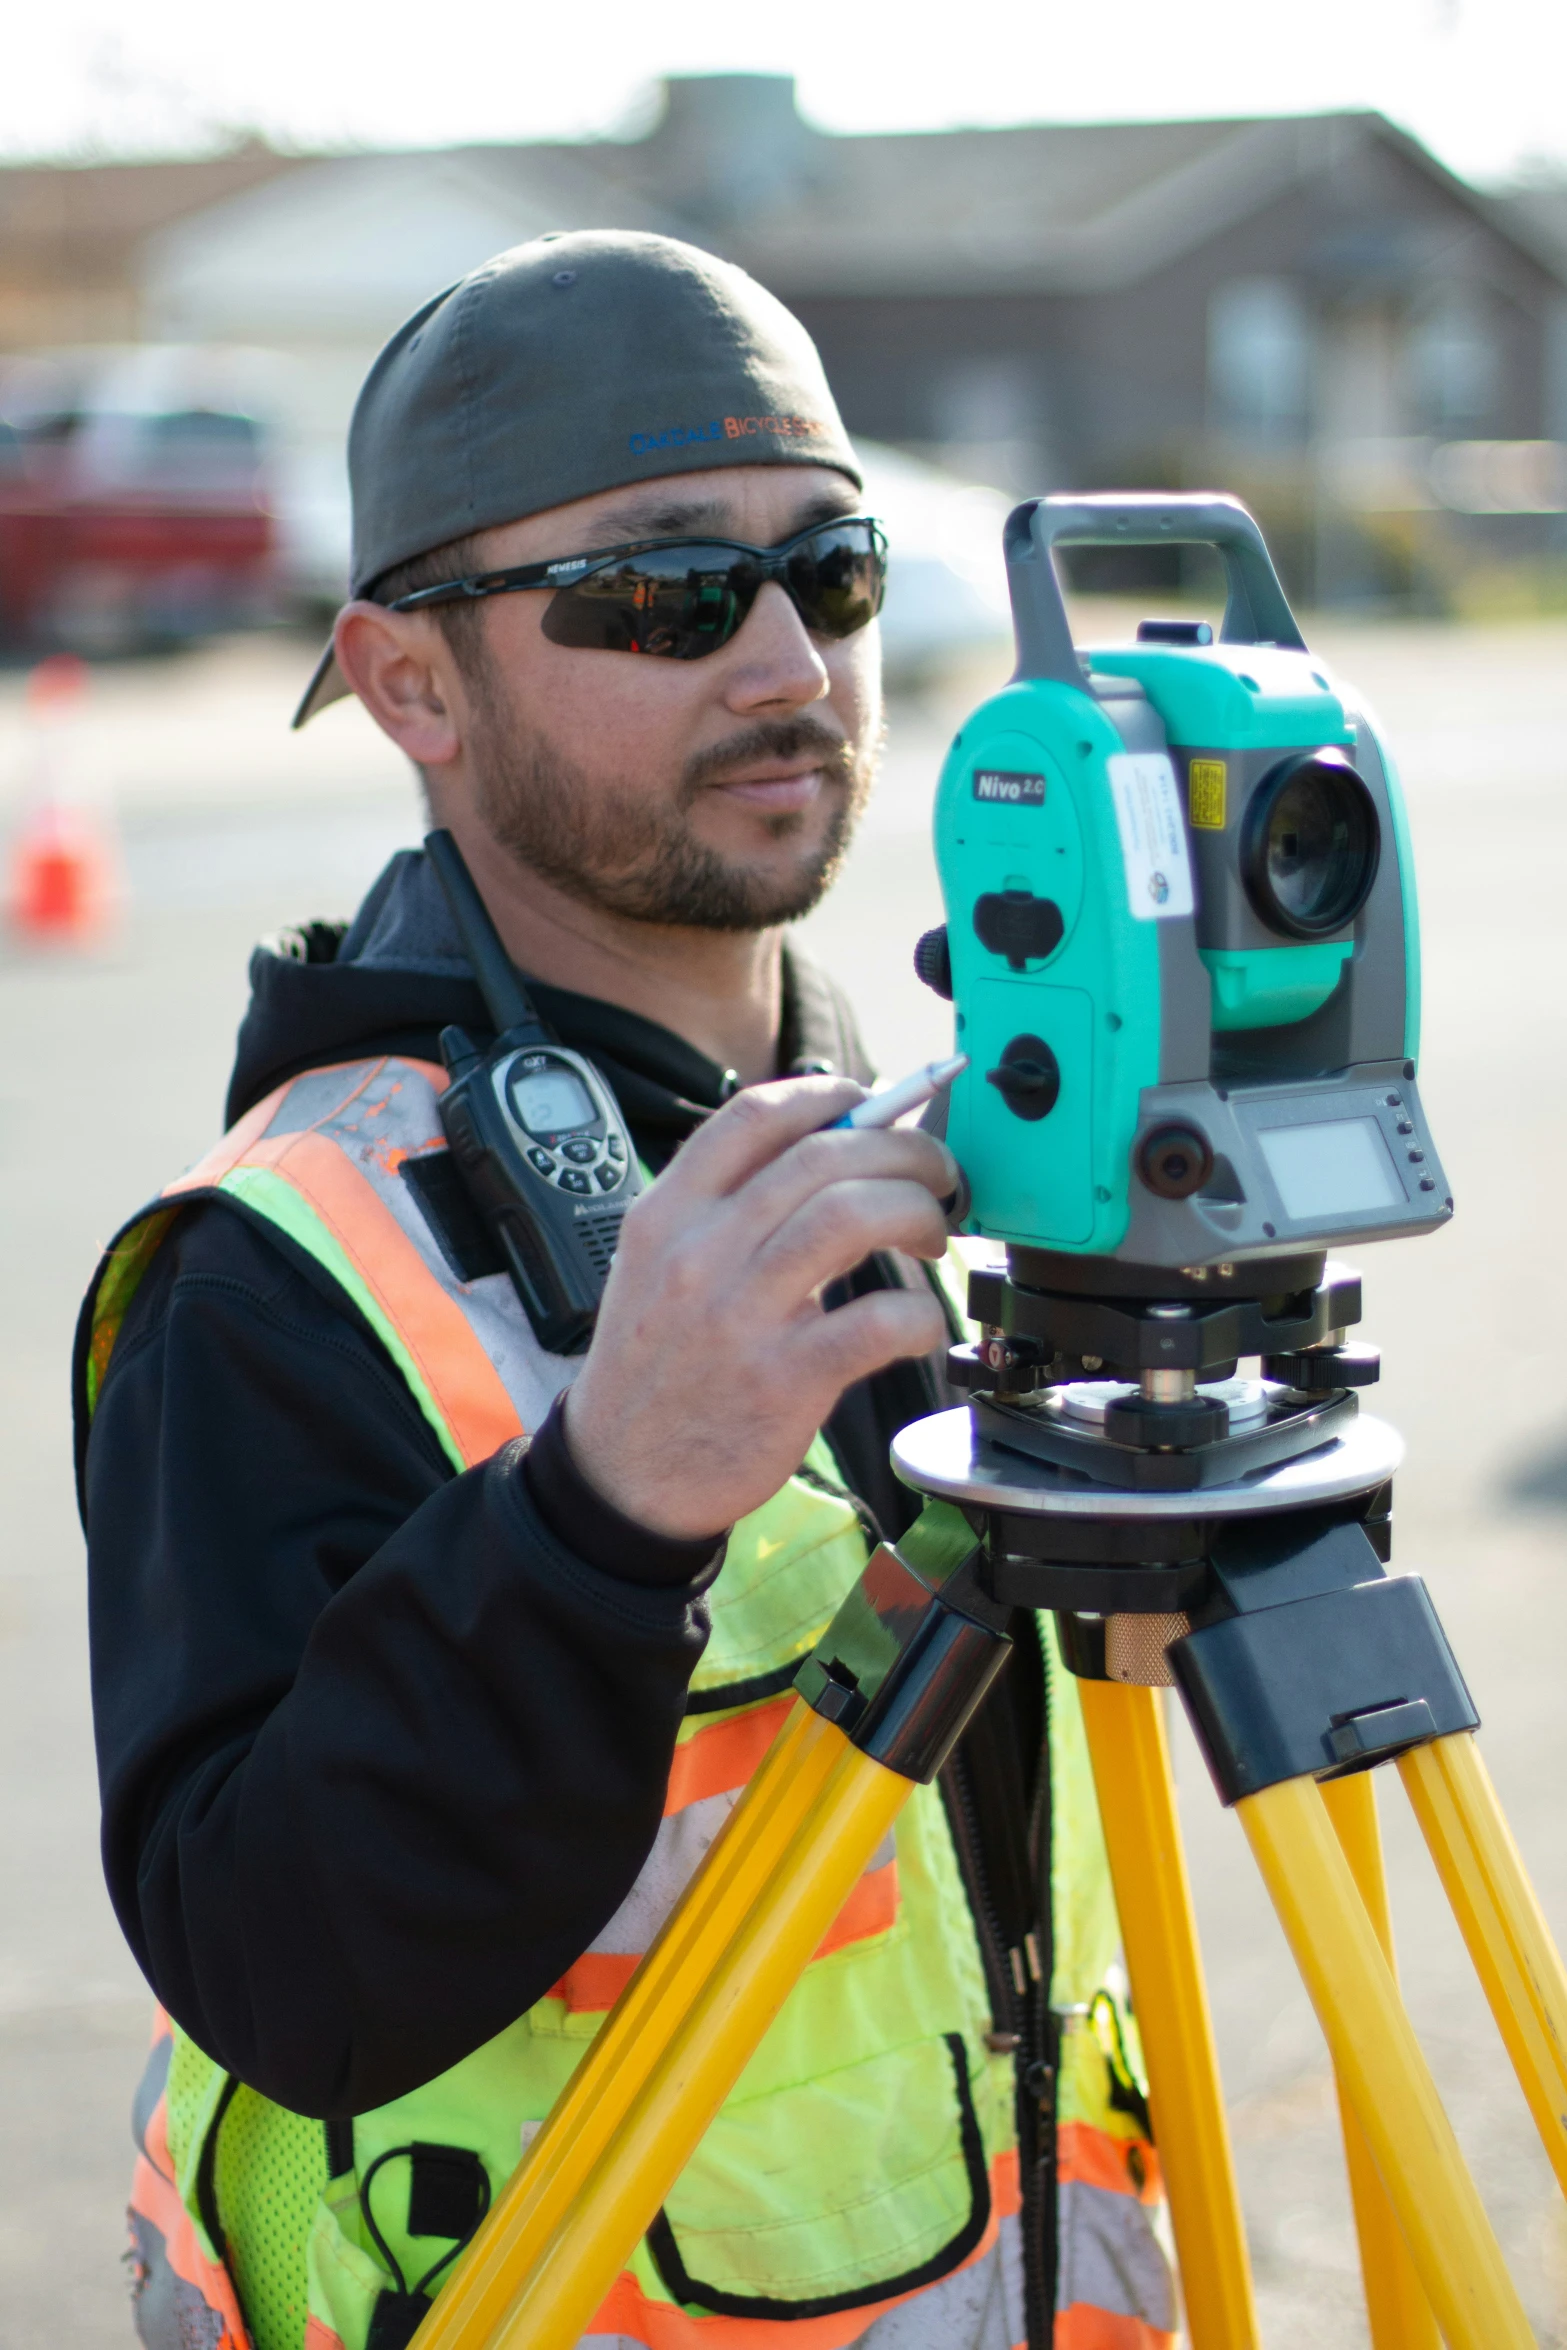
[
  {"left": 8, "top": 800, "right": 120, "bottom": 938},
  {"left": 5, "top": 655, "right": 121, "bottom": 944}
]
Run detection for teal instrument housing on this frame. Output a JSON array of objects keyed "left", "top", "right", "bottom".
[{"left": 929, "top": 495, "right": 1449, "bottom": 1269}]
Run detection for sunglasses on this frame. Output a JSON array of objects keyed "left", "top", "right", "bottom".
[{"left": 382, "top": 515, "right": 887, "bottom": 661}]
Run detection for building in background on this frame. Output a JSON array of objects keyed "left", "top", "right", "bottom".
[
  {"left": 617, "top": 82, "right": 1567, "bottom": 609},
  {"left": 2, "top": 76, "right": 1565, "bottom": 637}
]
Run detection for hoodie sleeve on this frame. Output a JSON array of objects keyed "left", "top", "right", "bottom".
[{"left": 81, "top": 1199, "right": 719, "bottom": 2118}]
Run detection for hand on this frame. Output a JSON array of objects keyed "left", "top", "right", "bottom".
[{"left": 562, "top": 1075, "right": 957, "bottom": 1539}]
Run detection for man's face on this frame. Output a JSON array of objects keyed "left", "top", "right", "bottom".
[{"left": 440, "top": 464, "right": 882, "bottom": 932}]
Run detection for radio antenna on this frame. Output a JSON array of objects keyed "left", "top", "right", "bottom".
[{"left": 424, "top": 829, "right": 542, "bottom": 1040}]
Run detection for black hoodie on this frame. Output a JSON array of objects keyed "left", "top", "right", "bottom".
[{"left": 75, "top": 853, "right": 970, "bottom": 2120}]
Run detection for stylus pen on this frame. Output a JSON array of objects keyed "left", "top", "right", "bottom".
[{"left": 832, "top": 1053, "right": 969, "bottom": 1131}]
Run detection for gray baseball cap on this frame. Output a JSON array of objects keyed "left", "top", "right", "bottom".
[{"left": 294, "top": 229, "right": 862, "bottom": 725}]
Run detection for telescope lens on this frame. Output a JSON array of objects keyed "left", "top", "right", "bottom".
[{"left": 1242, "top": 753, "right": 1380, "bottom": 939}]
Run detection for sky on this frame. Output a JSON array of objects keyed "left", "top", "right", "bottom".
[{"left": 2, "top": 0, "right": 1564, "bottom": 189}]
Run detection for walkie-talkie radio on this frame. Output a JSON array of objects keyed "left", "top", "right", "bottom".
[{"left": 425, "top": 829, "right": 643, "bottom": 1355}]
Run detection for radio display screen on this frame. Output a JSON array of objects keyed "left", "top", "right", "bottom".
[{"left": 511, "top": 1065, "right": 596, "bottom": 1135}]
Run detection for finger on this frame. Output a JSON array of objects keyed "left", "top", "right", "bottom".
[
  {"left": 718, "top": 1122, "right": 959, "bottom": 1258},
  {"left": 792, "top": 1285, "right": 949, "bottom": 1393},
  {"left": 751, "top": 1176, "right": 952, "bottom": 1305},
  {"left": 635, "top": 1074, "right": 864, "bottom": 1220}
]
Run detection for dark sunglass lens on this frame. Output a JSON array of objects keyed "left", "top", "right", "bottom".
[
  {"left": 786, "top": 525, "right": 886, "bottom": 638},
  {"left": 541, "top": 545, "right": 755, "bottom": 658}
]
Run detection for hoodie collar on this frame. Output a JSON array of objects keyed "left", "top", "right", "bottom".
[{"left": 226, "top": 849, "right": 873, "bottom": 1167}]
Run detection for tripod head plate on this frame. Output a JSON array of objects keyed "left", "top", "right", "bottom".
[{"left": 891, "top": 1405, "right": 1403, "bottom": 1522}]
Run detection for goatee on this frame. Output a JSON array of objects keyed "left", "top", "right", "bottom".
[{"left": 472, "top": 703, "right": 877, "bottom": 933}]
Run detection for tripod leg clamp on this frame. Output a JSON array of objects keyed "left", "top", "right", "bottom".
[
  {"left": 1171, "top": 1515, "right": 1480, "bottom": 1804},
  {"left": 794, "top": 1502, "right": 1014, "bottom": 1783}
]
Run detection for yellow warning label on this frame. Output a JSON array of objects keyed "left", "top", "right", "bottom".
[{"left": 1188, "top": 759, "right": 1227, "bottom": 829}]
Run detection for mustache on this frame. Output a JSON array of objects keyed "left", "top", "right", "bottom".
[{"left": 683, "top": 716, "right": 856, "bottom": 793}]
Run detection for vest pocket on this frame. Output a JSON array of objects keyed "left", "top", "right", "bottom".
[{"left": 646, "top": 2032, "right": 989, "bottom": 2318}]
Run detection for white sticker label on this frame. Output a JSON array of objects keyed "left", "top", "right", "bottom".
[{"left": 1106, "top": 752, "right": 1194, "bottom": 921}]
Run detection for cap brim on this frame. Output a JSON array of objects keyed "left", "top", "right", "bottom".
[{"left": 292, "top": 639, "right": 353, "bottom": 729}]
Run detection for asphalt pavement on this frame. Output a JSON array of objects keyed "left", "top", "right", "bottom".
[{"left": 2, "top": 608, "right": 1566, "bottom": 2347}]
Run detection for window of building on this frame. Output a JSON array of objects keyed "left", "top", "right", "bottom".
[{"left": 1208, "top": 278, "right": 1312, "bottom": 446}]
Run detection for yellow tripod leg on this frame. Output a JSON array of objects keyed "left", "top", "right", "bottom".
[
  {"left": 411, "top": 1700, "right": 913, "bottom": 2350},
  {"left": 1076, "top": 1677, "right": 1260, "bottom": 2350},
  {"left": 1319, "top": 1772, "right": 1441, "bottom": 2350},
  {"left": 1238, "top": 1774, "right": 1536, "bottom": 2350},
  {"left": 1399, "top": 1732, "right": 1567, "bottom": 2200}
]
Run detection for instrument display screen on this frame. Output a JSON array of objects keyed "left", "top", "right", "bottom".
[
  {"left": 1258, "top": 1116, "right": 1403, "bottom": 1220},
  {"left": 510, "top": 1064, "right": 596, "bottom": 1136}
]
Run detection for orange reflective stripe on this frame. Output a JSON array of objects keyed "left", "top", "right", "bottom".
[
  {"left": 163, "top": 1057, "right": 520, "bottom": 1465},
  {"left": 1055, "top": 2310, "right": 1175, "bottom": 2349},
  {"left": 813, "top": 1855, "right": 898, "bottom": 1959},
  {"left": 236, "top": 1127, "right": 521, "bottom": 1468},
  {"left": 129, "top": 2100, "right": 248, "bottom": 2349},
  {"left": 551, "top": 1859, "right": 902, "bottom": 2013},
  {"left": 164, "top": 1076, "right": 311, "bottom": 1195},
  {"left": 1057, "top": 2121, "right": 1162, "bottom": 2206},
  {"left": 305, "top": 2320, "right": 346, "bottom": 2350},
  {"left": 546, "top": 1947, "right": 639, "bottom": 2011},
  {"left": 584, "top": 2153, "right": 1014, "bottom": 2348},
  {"left": 665, "top": 1697, "right": 794, "bottom": 1815}
]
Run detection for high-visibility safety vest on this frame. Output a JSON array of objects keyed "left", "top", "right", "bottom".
[{"left": 85, "top": 1054, "right": 1176, "bottom": 2350}]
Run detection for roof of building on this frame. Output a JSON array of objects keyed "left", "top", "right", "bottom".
[
  {"left": 0, "top": 142, "right": 302, "bottom": 289},
  {"left": 588, "top": 85, "right": 1567, "bottom": 298},
  {"left": 3, "top": 79, "right": 1562, "bottom": 338}
]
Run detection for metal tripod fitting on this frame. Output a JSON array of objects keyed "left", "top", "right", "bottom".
[{"left": 793, "top": 1513, "right": 1014, "bottom": 1779}]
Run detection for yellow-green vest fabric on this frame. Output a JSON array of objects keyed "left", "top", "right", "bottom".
[{"left": 91, "top": 1055, "right": 1175, "bottom": 2350}]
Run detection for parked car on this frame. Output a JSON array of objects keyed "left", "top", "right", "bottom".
[{"left": 0, "top": 346, "right": 276, "bottom": 655}]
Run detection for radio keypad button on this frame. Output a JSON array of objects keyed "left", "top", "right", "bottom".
[
  {"left": 526, "top": 1147, "right": 555, "bottom": 1175},
  {"left": 557, "top": 1169, "right": 592, "bottom": 1194},
  {"left": 561, "top": 1138, "right": 598, "bottom": 1164},
  {"left": 594, "top": 1163, "right": 621, "bottom": 1190}
]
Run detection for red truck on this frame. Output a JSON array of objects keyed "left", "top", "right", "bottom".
[{"left": 0, "top": 353, "right": 275, "bottom": 654}]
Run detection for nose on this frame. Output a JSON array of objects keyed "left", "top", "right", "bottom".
[{"left": 720, "top": 580, "right": 830, "bottom": 714}]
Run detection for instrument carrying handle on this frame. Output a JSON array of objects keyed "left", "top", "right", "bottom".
[{"left": 1003, "top": 491, "right": 1307, "bottom": 686}]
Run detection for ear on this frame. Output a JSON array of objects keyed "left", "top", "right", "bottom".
[{"left": 333, "top": 601, "right": 464, "bottom": 768}]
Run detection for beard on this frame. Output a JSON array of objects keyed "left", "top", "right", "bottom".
[{"left": 467, "top": 682, "right": 879, "bottom": 933}]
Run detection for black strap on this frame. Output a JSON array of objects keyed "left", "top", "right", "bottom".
[
  {"left": 193, "top": 2074, "right": 253, "bottom": 2345},
  {"left": 194, "top": 2076, "right": 242, "bottom": 2263},
  {"left": 359, "top": 2142, "right": 492, "bottom": 2304},
  {"left": 324, "top": 2115, "right": 355, "bottom": 2179}
]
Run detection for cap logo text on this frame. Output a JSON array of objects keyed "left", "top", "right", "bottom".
[
  {"left": 628, "top": 420, "right": 725, "bottom": 456},
  {"left": 723, "top": 414, "right": 819, "bottom": 441}
]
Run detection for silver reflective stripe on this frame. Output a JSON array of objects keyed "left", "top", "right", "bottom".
[
  {"left": 1057, "top": 2177, "right": 1176, "bottom": 2330},
  {"left": 128, "top": 2211, "right": 226, "bottom": 2350},
  {"left": 587, "top": 1803, "right": 896, "bottom": 1957},
  {"left": 589, "top": 1791, "right": 736, "bottom": 1953},
  {"left": 262, "top": 1058, "right": 581, "bottom": 1436},
  {"left": 855, "top": 2218, "right": 1023, "bottom": 2348},
  {"left": 574, "top": 2217, "right": 1023, "bottom": 2350},
  {"left": 131, "top": 2031, "right": 172, "bottom": 2161}
]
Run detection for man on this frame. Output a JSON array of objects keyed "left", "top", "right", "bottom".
[{"left": 77, "top": 231, "right": 1174, "bottom": 2350}]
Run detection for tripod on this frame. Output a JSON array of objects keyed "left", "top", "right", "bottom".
[{"left": 411, "top": 1255, "right": 1567, "bottom": 2350}]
